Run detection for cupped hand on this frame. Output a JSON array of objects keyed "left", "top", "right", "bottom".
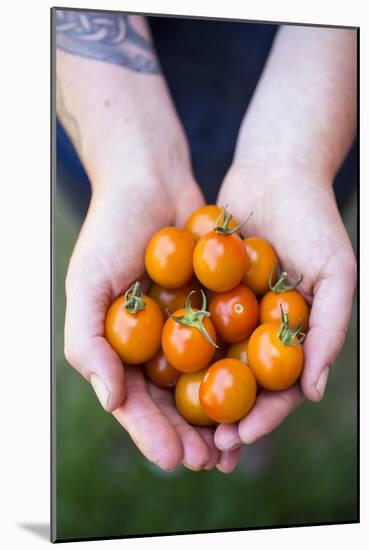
[
  {"left": 64, "top": 172, "right": 240, "bottom": 473},
  {"left": 214, "top": 163, "right": 357, "bottom": 451}
]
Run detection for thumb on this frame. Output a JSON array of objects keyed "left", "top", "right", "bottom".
[{"left": 64, "top": 268, "right": 125, "bottom": 412}]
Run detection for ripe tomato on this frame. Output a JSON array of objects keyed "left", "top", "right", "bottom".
[
  {"left": 199, "top": 358, "right": 257, "bottom": 423},
  {"left": 259, "top": 268, "right": 309, "bottom": 330},
  {"left": 193, "top": 208, "right": 248, "bottom": 292},
  {"left": 243, "top": 237, "right": 278, "bottom": 295},
  {"left": 148, "top": 279, "right": 202, "bottom": 316},
  {"left": 175, "top": 369, "right": 215, "bottom": 426},
  {"left": 185, "top": 204, "right": 240, "bottom": 242},
  {"left": 162, "top": 290, "right": 217, "bottom": 372},
  {"left": 248, "top": 309, "right": 304, "bottom": 391},
  {"left": 105, "top": 282, "right": 163, "bottom": 364},
  {"left": 145, "top": 227, "right": 195, "bottom": 288},
  {"left": 144, "top": 350, "right": 181, "bottom": 389},
  {"left": 227, "top": 338, "right": 249, "bottom": 364},
  {"left": 209, "top": 284, "right": 259, "bottom": 343}
]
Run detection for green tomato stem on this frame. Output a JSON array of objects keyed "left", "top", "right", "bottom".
[
  {"left": 277, "top": 305, "right": 306, "bottom": 346},
  {"left": 269, "top": 263, "right": 304, "bottom": 293},
  {"left": 171, "top": 289, "right": 218, "bottom": 348},
  {"left": 124, "top": 281, "right": 146, "bottom": 314},
  {"left": 214, "top": 205, "right": 253, "bottom": 235}
]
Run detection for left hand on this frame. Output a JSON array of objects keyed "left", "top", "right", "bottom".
[{"left": 213, "top": 162, "right": 357, "bottom": 452}]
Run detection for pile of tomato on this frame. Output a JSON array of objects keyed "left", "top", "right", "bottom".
[{"left": 105, "top": 205, "right": 309, "bottom": 426}]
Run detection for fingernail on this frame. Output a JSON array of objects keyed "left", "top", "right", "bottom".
[
  {"left": 316, "top": 366, "right": 330, "bottom": 400},
  {"left": 90, "top": 374, "right": 111, "bottom": 410},
  {"left": 182, "top": 462, "right": 201, "bottom": 472}
]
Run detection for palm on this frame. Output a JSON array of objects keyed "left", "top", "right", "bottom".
[
  {"left": 214, "top": 171, "right": 356, "bottom": 450},
  {"left": 65, "top": 182, "right": 240, "bottom": 472}
]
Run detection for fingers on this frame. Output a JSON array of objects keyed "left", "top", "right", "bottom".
[
  {"left": 195, "top": 427, "right": 221, "bottom": 470},
  {"left": 113, "top": 367, "right": 183, "bottom": 471},
  {"left": 65, "top": 271, "right": 125, "bottom": 411},
  {"left": 148, "top": 383, "right": 210, "bottom": 471},
  {"left": 300, "top": 256, "right": 356, "bottom": 402},
  {"left": 214, "top": 423, "right": 240, "bottom": 452},
  {"left": 216, "top": 448, "right": 242, "bottom": 474},
  {"left": 215, "top": 385, "right": 304, "bottom": 450}
]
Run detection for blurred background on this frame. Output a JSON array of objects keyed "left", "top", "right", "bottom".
[{"left": 54, "top": 16, "right": 358, "bottom": 541}]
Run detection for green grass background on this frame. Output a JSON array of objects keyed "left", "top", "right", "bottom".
[{"left": 54, "top": 190, "right": 357, "bottom": 541}]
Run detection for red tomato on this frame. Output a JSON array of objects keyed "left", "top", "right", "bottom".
[
  {"left": 144, "top": 350, "right": 181, "bottom": 389},
  {"left": 199, "top": 358, "right": 257, "bottom": 423},
  {"left": 185, "top": 205, "right": 240, "bottom": 242},
  {"left": 248, "top": 309, "right": 304, "bottom": 391},
  {"left": 209, "top": 284, "right": 259, "bottom": 343},
  {"left": 175, "top": 369, "right": 215, "bottom": 426},
  {"left": 105, "top": 282, "right": 163, "bottom": 364},
  {"left": 145, "top": 227, "right": 195, "bottom": 288}
]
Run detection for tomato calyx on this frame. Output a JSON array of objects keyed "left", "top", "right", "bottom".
[
  {"left": 277, "top": 305, "right": 306, "bottom": 346},
  {"left": 269, "top": 263, "right": 303, "bottom": 293},
  {"left": 124, "top": 281, "right": 146, "bottom": 314},
  {"left": 171, "top": 290, "right": 218, "bottom": 348},
  {"left": 214, "top": 205, "right": 252, "bottom": 236}
]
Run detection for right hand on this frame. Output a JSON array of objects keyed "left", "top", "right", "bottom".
[{"left": 64, "top": 168, "right": 241, "bottom": 473}]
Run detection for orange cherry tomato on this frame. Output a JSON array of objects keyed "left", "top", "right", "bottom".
[
  {"left": 105, "top": 282, "right": 163, "bottom": 364},
  {"left": 209, "top": 284, "right": 259, "bottom": 343},
  {"left": 259, "top": 268, "right": 309, "bottom": 330},
  {"left": 144, "top": 350, "right": 181, "bottom": 389},
  {"left": 175, "top": 369, "right": 215, "bottom": 426},
  {"left": 148, "top": 279, "right": 202, "bottom": 316},
  {"left": 243, "top": 237, "right": 278, "bottom": 295},
  {"left": 145, "top": 227, "right": 195, "bottom": 288},
  {"left": 227, "top": 338, "right": 249, "bottom": 364},
  {"left": 260, "top": 289, "right": 309, "bottom": 331},
  {"left": 199, "top": 358, "right": 257, "bottom": 423},
  {"left": 193, "top": 208, "right": 248, "bottom": 292},
  {"left": 248, "top": 310, "right": 304, "bottom": 391},
  {"left": 185, "top": 205, "right": 239, "bottom": 242},
  {"left": 161, "top": 291, "right": 217, "bottom": 373}
]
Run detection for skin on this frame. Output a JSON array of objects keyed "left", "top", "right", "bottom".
[
  {"left": 193, "top": 231, "right": 248, "bottom": 292},
  {"left": 260, "top": 289, "right": 310, "bottom": 331},
  {"left": 185, "top": 204, "right": 239, "bottom": 242},
  {"left": 148, "top": 279, "right": 202, "bottom": 316},
  {"left": 60, "top": 13, "right": 356, "bottom": 468},
  {"left": 144, "top": 350, "right": 181, "bottom": 389},
  {"left": 60, "top": 12, "right": 238, "bottom": 473},
  {"left": 209, "top": 284, "right": 259, "bottom": 343},
  {"left": 161, "top": 308, "right": 217, "bottom": 372},
  {"left": 247, "top": 322, "right": 304, "bottom": 391},
  {"left": 105, "top": 293, "right": 163, "bottom": 364},
  {"left": 145, "top": 227, "right": 195, "bottom": 288},
  {"left": 215, "top": 26, "right": 357, "bottom": 452},
  {"left": 243, "top": 237, "right": 278, "bottom": 295},
  {"left": 175, "top": 369, "right": 215, "bottom": 426},
  {"left": 200, "top": 359, "right": 257, "bottom": 424}
]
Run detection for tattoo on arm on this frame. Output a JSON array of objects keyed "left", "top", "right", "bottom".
[{"left": 55, "top": 10, "right": 161, "bottom": 74}]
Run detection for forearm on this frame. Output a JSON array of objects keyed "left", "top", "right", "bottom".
[
  {"left": 234, "top": 25, "right": 357, "bottom": 181},
  {"left": 55, "top": 10, "right": 191, "bottom": 190}
]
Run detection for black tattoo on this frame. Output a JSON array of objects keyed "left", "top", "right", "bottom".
[{"left": 55, "top": 10, "right": 161, "bottom": 74}]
